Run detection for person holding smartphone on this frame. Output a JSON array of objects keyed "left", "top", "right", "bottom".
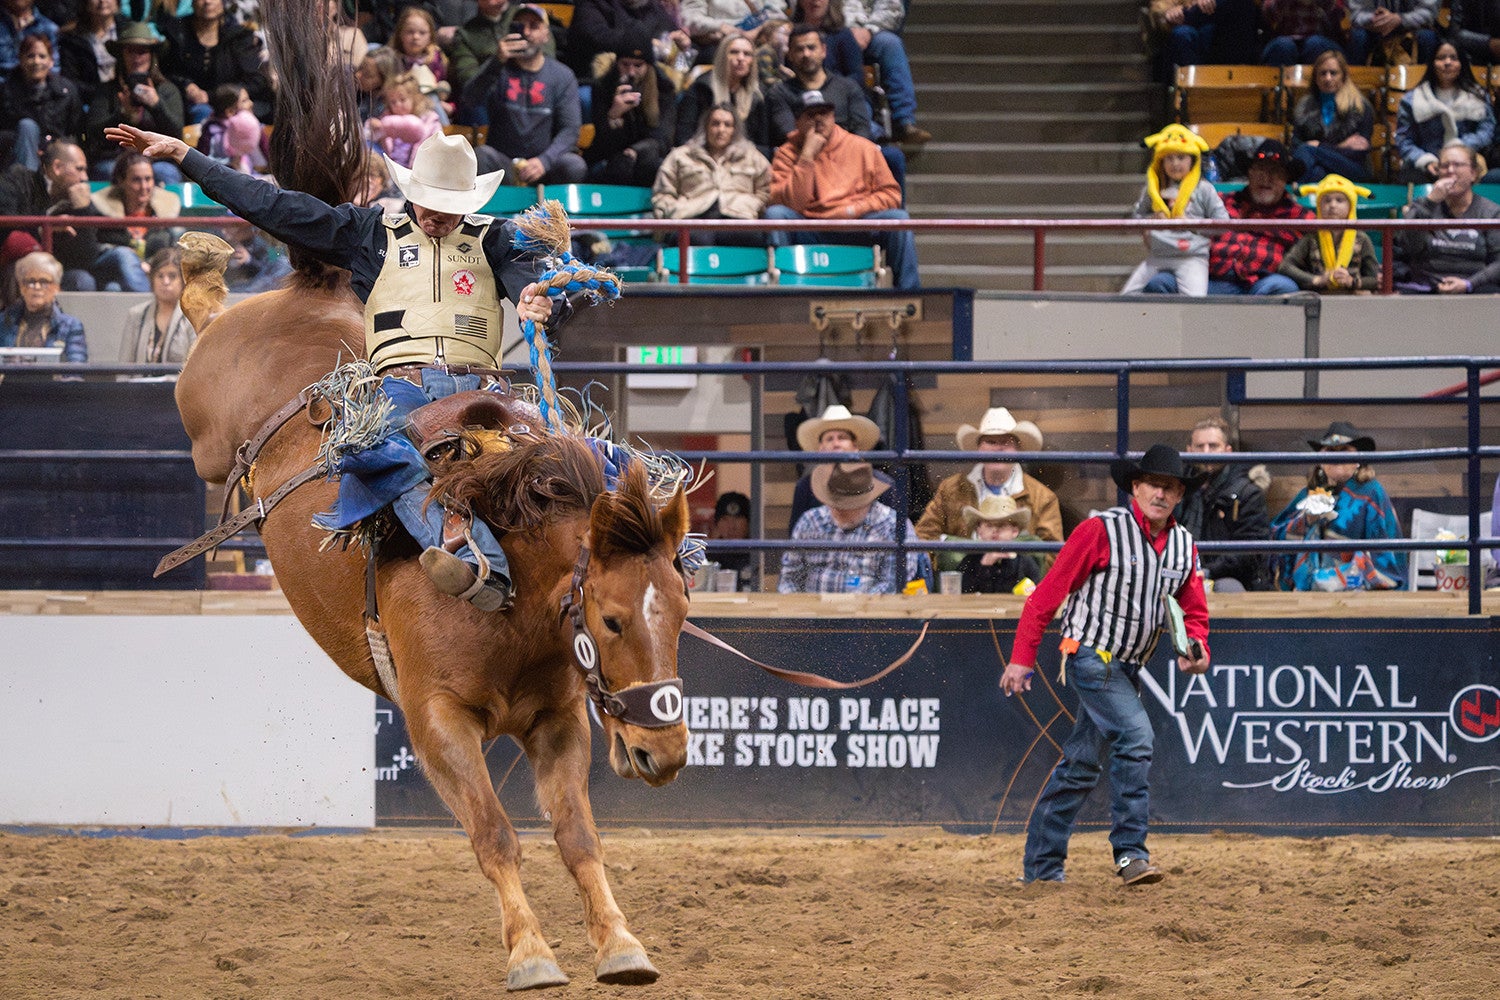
[{"left": 585, "top": 28, "right": 677, "bottom": 186}]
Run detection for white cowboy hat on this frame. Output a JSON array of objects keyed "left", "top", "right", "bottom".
[
  {"left": 796, "top": 404, "right": 880, "bottom": 452},
  {"left": 955, "top": 407, "right": 1043, "bottom": 452},
  {"left": 960, "top": 493, "right": 1032, "bottom": 533},
  {"left": 810, "top": 462, "right": 891, "bottom": 510},
  {"left": 385, "top": 132, "right": 505, "bottom": 217}
]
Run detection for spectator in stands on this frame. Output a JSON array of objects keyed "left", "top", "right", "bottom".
[
  {"left": 0, "top": 0, "right": 60, "bottom": 86},
  {"left": 366, "top": 72, "right": 442, "bottom": 167},
  {"left": 778, "top": 460, "right": 923, "bottom": 594},
  {"left": 708, "top": 489, "right": 753, "bottom": 587},
  {"left": 0, "top": 250, "right": 86, "bottom": 360},
  {"left": 566, "top": 0, "right": 685, "bottom": 82},
  {"left": 790, "top": 0, "right": 862, "bottom": 79},
  {"left": 1279, "top": 173, "right": 1379, "bottom": 292},
  {"left": 355, "top": 150, "right": 405, "bottom": 210},
  {"left": 1288, "top": 49, "right": 1375, "bottom": 183},
  {"left": 1346, "top": 0, "right": 1438, "bottom": 67},
  {"left": 197, "top": 83, "right": 267, "bottom": 172},
  {"left": 157, "top": 0, "right": 275, "bottom": 124},
  {"left": 451, "top": 0, "right": 555, "bottom": 95},
  {"left": 835, "top": 0, "right": 927, "bottom": 144},
  {"left": 461, "top": 4, "right": 587, "bottom": 183},
  {"left": 585, "top": 27, "right": 677, "bottom": 185},
  {"left": 765, "top": 89, "right": 918, "bottom": 289},
  {"left": 1259, "top": 0, "right": 1347, "bottom": 66},
  {"left": 0, "top": 34, "right": 82, "bottom": 172},
  {"left": 1148, "top": 140, "right": 1311, "bottom": 295},
  {"left": 383, "top": 5, "right": 451, "bottom": 114},
  {"left": 652, "top": 102, "right": 771, "bottom": 241},
  {"left": 1452, "top": 0, "right": 1500, "bottom": 66},
  {"left": 328, "top": 0, "right": 370, "bottom": 68},
  {"left": 219, "top": 217, "right": 292, "bottom": 292},
  {"left": 679, "top": 0, "right": 787, "bottom": 66},
  {"left": 955, "top": 493, "right": 1041, "bottom": 595},
  {"left": 753, "top": 16, "right": 790, "bottom": 88},
  {"left": 354, "top": 45, "right": 400, "bottom": 121},
  {"left": 1147, "top": 0, "right": 1260, "bottom": 77},
  {"left": 914, "top": 405, "right": 1063, "bottom": 575},
  {"left": 92, "top": 151, "right": 183, "bottom": 265},
  {"left": 0, "top": 139, "right": 152, "bottom": 292},
  {"left": 81, "top": 21, "right": 185, "bottom": 183},
  {"left": 119, "top": 245, "right": 195, "bottom": 363},
  {"left": 785, "top": 403, "right": 895, "bottom": 532},
  {"left": 60, "top": 0, "right": 130, "bottom": 113},
  {"left": 1393, "top": 41, "right": 1494, "bottom": 182},
  {"left": 1269, "top": 420, "right": 1404, "bottom": 591},
  {"left": 1121, "top": 124, "right": 1227, "bottom": 297},
  {"left": 1176, "top": 415, "right": 1269, "bottom": 591},
  {"left": 1395, "top": 140, "right": 1500, "bottom": 292},
  {"left": 675, "top": 34, "right": 771, "bottom": 156}
]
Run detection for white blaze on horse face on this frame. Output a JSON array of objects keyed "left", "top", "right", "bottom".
[{"left": 641, "top": 582, "right": 666, "bottom": 668}]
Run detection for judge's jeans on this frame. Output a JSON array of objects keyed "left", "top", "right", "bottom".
[
  {"left": 384, "top": 370, "right": 511, "bottom": 586},
  {"left": 1022, "top": 646, "right": 1154, "bottom": 881}
]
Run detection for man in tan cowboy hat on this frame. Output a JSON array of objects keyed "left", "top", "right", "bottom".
[
  {"left": 778, "top": 461, "right": 925, "bottom": 594},
  {"left": 786, "top": 403, "right": 904, "bottom": 532},
  {"left": 105, "top": 123, "right": 560, "bottom": 612},
  {"left": 915, "top": 406, "right": 1063, "bottom": 572},
  {"left": 955, "top": 494, "right": 1041, "bottom": 595}
]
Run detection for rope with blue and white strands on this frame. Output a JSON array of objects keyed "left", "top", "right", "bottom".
[{"left": 511, "top": 200, "right": 621, "bottom": 430}]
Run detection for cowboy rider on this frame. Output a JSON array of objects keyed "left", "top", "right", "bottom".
[{"left": 106, "top": 125, "right": 558, "bottom": 612}]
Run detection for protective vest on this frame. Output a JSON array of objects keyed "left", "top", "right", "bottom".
[
  {"left": 365, "top": 214, "right": 505, "bottom": 371},
  {"left": 1059, "top": 507, "right": 1195, "bottom": 665}
]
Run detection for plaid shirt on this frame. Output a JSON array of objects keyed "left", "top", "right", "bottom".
[
  {"left": 778, "top": 503, "right": 923, "bottom": 594},
  {"left": 1209, "top": 189, "right": 1314, "bottom": 285}
]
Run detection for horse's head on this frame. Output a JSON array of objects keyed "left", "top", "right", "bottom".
[{"left": 581, "top": 465, "right": 691, "bottom": 787}]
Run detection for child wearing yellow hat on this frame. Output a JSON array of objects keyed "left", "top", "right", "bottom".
[
  {"left": 1121, "top": 124, "right": 1229, "bottom": 296},
  {"left": 1278, "top": 175, "right": 1378, "bottom": 292}
]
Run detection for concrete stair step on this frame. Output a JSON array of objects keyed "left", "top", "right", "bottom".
[
  {"left": 908, "top": 141, "right": 1147, "bottom": 175},
  {"left": 912, "top": 201, "right": 1130, "bottom": 218},
  {"left": 907, "top": 172, "right": 1142, "bottom": 204},
  {"left": 909, "top": 53, "right": 1152, "bottom": 85},
  {"left": 902, "top": 23, "right": 1144, "bottom": 57},
  {"left": 915, "top": 82, "right": 1156, "bottom": 115},
  {"left": 921, "top": 262, "right": 1132, "bottom": 293},
  {"left": 915, "top": 232, "right": 1142, "bottom": 268},
  {"left": 922, "top": 111, "right": 1152, "bottom": 143}
]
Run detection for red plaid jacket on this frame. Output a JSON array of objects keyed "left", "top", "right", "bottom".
[{"left": 1209, "top": 190, "right": 1315, "bottom": 285}]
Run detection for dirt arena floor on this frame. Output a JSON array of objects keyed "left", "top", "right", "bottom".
[{"left": 2, "top": 828, "right": 1495, "bottom": 999}]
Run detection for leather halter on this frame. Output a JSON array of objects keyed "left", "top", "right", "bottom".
[{"left": 559, "top": 546, "right": 684, "bottom": 729}]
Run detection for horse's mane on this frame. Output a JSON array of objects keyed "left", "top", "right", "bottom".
[
  {"left": 431, "top": 435, "right": 682, "bottom": 559},
  {"left": 263, "top": 0, "right": 367, "bottom": 278}
]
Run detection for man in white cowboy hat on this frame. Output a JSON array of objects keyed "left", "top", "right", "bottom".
[
  {"left": 778, "top": 461, "right": 924, "bottom": 594},
  {"left": 955, "top": 493, "right": 1041, "bottom": 595},
  {"left": 786, "top": 403, "right": 904, "bottom": 533},
  {"left": 1002, "top": 443, "right": 1211, "bottom": 887},
  {"left": 914, "top": 406, "right": 1063, "bottom": 573},
  {"left": 105, "top": 122, "right": 561, "bottom": 612}
]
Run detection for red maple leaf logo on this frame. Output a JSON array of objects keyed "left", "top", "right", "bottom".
[{"left": 452, "top": 269, "right": 475, "bottom": 296}]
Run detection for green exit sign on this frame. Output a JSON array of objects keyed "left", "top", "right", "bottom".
[{"left": 626, "top": 345, "right": 698, "bottom": 388}]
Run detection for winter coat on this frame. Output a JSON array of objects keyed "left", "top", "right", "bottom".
[{"left": 652, "top": 138, "right": 770, "bottom": 219}]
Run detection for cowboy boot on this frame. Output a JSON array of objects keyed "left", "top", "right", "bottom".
[{"left": 419, "top": 509, "right": 513, "bottom": 611}]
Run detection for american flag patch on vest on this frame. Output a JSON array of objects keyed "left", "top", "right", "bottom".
[{"left": 453, "top": 315, "right": 488, "bottom": 338}]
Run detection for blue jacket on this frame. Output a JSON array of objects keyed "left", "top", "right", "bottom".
[
  {"left": 0, "top": 300, "right": 88, "bottom": 362},
  {"left": 1269, "top": 476, "right": 1406, "bottom": 590}
]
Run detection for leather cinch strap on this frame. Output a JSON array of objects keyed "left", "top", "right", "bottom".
[
  {"left": 154, "top": 464, "right": 322, "bottom": 577},
  {"left": 680, "top": 619, "right": 930, "bottom": 689}
]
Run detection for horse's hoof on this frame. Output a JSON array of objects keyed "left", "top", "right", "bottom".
[
  {"left": 505, "top": 957, "right": 569, "bottom": 991},
  {"left": 596, "top": 949, "right": 660, "bottom": 985}
]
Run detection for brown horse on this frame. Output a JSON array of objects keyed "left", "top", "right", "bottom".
[{"left": 166, "top": 0, "right": 690, "bottom": 989}]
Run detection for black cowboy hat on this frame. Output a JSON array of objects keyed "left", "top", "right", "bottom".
[
  {"left": 1248, "top": 139, "right": 1305, "bottom": 183},
  {"left": 1308, "top": 421, "right": 1375, "bottom": 452},
  {"left": 1110, "top": 443, "right": 1205, "bottom": 494}
]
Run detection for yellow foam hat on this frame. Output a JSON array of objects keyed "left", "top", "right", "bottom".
[
  {"left": 1298, "top": 174, "right": 1373, "bottom": 219},
  {"left": 1143, "top": 124, "right": 1211, "bottom": 158},
  {"left": 1142, "top": 125, "right": 1211, "bottom": 218}
]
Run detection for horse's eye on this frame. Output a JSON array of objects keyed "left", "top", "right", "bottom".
[{"left": 603, "top": 616, "right": 623, "bottom": 635}]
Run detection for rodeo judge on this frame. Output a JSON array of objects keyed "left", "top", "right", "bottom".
[
  {"left": 106, "top": 125, "right": 561, "bottom": 612},
  {"left": 1001, "top": 443, "right": 1212, "bottom": 886}
]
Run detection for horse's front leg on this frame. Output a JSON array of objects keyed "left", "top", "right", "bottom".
[
  {"left": 525, "top": 708, "right": 659, "bottom": 985},
  {"left": 406, "top": 692, "right": 569, "bottom": 991}
]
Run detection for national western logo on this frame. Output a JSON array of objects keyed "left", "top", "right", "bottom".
[
  {"left": 452, "top": 269, "right": 476, "bottom": 296},
  {"left": 1451, "top": 685, "right": 1500, "bottom": 742},
  {"left": 398, "top": 245, "right": 419, "bottom": 268}
]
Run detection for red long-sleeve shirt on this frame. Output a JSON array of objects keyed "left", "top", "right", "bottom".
[{"left": 1011, "top": 500, "right": 1211, "bottom": 667}]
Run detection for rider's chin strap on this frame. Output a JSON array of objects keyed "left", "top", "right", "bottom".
[{"left": 561, "top": 546, "right": 684, "bottom": 729}]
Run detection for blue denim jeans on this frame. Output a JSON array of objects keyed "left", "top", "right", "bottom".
[
  {"left": 62, "top": 245, "right": 153, "bottom": 292},
  {"left": 865, "top": 30, "right": 916, "bottom": 126},
  {"left": 1144, "top": 271, "right": 1300, "bottom": 296},
  {"left": 764, "top": 204, "right": 921, "bottom": 290},
  {"left": 1022, "top": 646, "right": 1155, "bottom": 881}
]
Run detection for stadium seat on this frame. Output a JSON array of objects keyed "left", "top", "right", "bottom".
[
  {"left": 657, "top": 246, "right": 773, "bottom": 285},
  {"left": 536, "top": 2, "right": 573, "bottom": 26},
  {"left": 543, "top": 183, "right": 653, "bottom": 239},
  {"left": 479, "top": 186, "right": 541, "bottom": 217},
  {"left": 771, "top": 244, "right": 884, "bottom": 287},
  {"left": 1189, "top": 121, "right": 1285, "bottom": 149},
  {"left": 166, "top": 183, "right": 226, "bottom": 216},
  {"left": 1172, "top": 64, "right": 1282, "bottom": 125}
]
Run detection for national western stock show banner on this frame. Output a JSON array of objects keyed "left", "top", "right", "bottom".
[{"left": 375, "top": 617, "right": 1500, "bottom": 835}]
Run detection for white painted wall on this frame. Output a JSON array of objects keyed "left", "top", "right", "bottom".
[{"left": 0, "top": 615, "right": 373, "bottom": 828}]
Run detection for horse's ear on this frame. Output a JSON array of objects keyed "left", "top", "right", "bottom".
[{"left": 661, "top": 488, "right": 690, "bottom": 550}]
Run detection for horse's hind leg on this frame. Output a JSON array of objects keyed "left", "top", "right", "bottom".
[
  {"left": 405, "top": 695, "right": 569, "bottom": 991},
  {"left": 526, "top": 712, "right": 659, "bottom": 985}
]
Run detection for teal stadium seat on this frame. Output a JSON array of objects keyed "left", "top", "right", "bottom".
[
  {"left": 541, "top": 183, "right": 653, "bottom": 240},
  {"left": 480, "top": 185, "right": 541, "bottom": 217},
  {"left": 772, "top": 244, "right": 883, "bottom": 287},
  {"left": 657, "top": 246, "right": 772, "bottom": 285},
  {"left": 169, "top": 183, "right": 227, "bottom": 216}
]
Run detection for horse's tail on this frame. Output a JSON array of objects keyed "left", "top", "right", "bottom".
[{"left": 263, "top": 0, "right": 368, "bottom": 280}]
